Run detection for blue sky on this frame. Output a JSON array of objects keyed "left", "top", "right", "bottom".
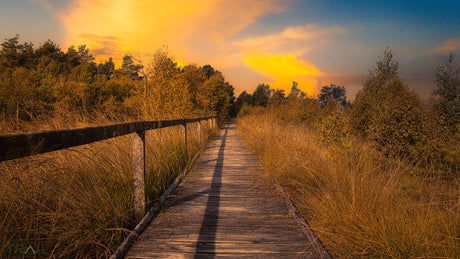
[{"left": 0, "top": 0, "right": 459, "bottom": 98}]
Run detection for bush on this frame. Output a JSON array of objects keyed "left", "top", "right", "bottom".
[
  {"left": 316, "top": 107, "right": 350, "bottom": 145},
  {"left": 351, "top": 49, "right": 424, "bottom": 157},
  {"left": 237, "top": 112, "right": 459, "bottom": 258}
]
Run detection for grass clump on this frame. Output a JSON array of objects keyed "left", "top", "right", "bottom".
[
  {"left": 238, "top": 112, "right": 459, "bottom": 258},
  {"left": 0, "top": 114, "right": 217, "bottom": 257}
]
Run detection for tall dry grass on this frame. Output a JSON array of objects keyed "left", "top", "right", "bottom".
[
  {"left": 238, "top": 112, "right": 459, "bottom": 258},
  {"left": 0, "top": 113, "right": 216, "bottom": 257}
]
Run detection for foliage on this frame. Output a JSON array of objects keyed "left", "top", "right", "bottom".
[
  {"left": 145, "top": 49, "right": 190, "bottom": 118},
  {"left": 287, "top": 81, "right": 303, "bottom": 100},
  {"left": 252, "top": 83, "right": 271, "bottom": 107},
  {"left": 0, "top": 36, "right": 234, "bottom": 132},
  {"left": 431, "top": 53, "right": 460, "bottom": 132},
  {"left": 121, "top": 54, "right": 143, "bottom": 80},
  {"left": 350, "top": 48, "right": 424, "bottom": 157},
  {"left": 316, "top": 107, "right": 350, "bottom": 145},
  {"left": 317, "top": 84, "right": 348, "bottom": 107},
  {"left": 238, "top": 112, "right": 459, "bottom": 258},
  {"left": 0, "top": 113, "right": 218, "bottom": 257},
  {"left": 234, "top": 47, "right": 457, "bottom": 171},
  {"left": 0, "top": 35, "right": 232, "bottom": 257},
  {"left": 267, "top": 89, "right": 285, "bottom": 107},
  {"left": 234, "top": 47, "right": 460, "bottom": 258}
]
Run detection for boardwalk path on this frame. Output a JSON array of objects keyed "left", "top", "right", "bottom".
[{"left": 126, "top": 121, "right": 329, "bottom": 258}]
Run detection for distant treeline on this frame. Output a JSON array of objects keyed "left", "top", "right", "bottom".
[
  {"left": 0, "top": 35, "right": 235, "bottom": 130},
  {"left": 236, "top": 49, "right": 459, "bottom": 171}
]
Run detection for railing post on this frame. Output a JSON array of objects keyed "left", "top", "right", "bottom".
[
  {"left": 133, "top": 131, "right": 145, "bottom": 221},
  {"left": 181, "top": 122, "right": 187, "bottom": 155},
  {"left": 197, "top": 120, "right": 202, "bottom": 145}
]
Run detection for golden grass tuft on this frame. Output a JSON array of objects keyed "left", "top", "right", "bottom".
[
  {"left": 238, "top": 112, "right": 459, "bottom": 258},
  {"left": 0, "top": 113, "right": 216, "bottom": 257}
]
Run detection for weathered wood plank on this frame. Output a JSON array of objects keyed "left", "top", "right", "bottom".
[
  {"left": 125, "top": 120, "right": 330, "bottom": 258},
  {"left": 129, "top": 240, "right": 312, "bottom": 253},
  {"left": 0, "top": 116, "right": 214, "bottom": 162},
  {"left": 126, "top": 251, "right": 311, "bottom": 259}
]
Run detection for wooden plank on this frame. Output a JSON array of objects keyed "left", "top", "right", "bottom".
[
  {"left": 126, "top": 251, "right": 311, "bottom": 259},
  {"left": 0, "top": 116, "right": 215, "bottom": 162},
  {"left": 128, "top": 240, "right": 312, "bottom": 253},
  {"left": 143, "top": 221, "right": 304, "bottom": 231},
  {"left": 125, "top": 120, "right": 330, "bottom": 258}
]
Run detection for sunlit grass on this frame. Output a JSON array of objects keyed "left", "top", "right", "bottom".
[
  {"left": 238, "top": 112, "right": 459, "bottom": 258},
  {"left": 0, "top": 113, "right": 217, "bottom": 257}
]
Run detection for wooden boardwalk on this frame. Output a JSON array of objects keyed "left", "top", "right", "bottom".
[{"left": 126, "top": 121, "right": 329, "bottom": 258}]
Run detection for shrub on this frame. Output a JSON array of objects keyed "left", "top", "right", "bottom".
[
  {"left": 316, "top": 107, "right": 350, "bottom": 145},
  {"left": 351, "top": 49, "right": 424, "bottom": 157}
]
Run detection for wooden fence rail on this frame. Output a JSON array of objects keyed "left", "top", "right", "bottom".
[{"left": 0, "top": 115, "right": 216, "bottom": 220}]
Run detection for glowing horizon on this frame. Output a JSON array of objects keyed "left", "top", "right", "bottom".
[
  {"left": 56, "top": 0, "right": 332, "bottom": 96},
  {"left": 2, "top": 0, "right": 458, "bottom": 98}
]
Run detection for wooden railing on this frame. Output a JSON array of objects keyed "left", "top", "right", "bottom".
[{"left": 0, "top": 116, "right": 217, "bottom": 220}]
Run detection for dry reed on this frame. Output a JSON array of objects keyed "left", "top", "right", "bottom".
[
  {"left": 0, "top": 113, "right": 216, "bottom": 257},
  {"left": 238, "top": 112, "right": 459, "bottom": 258}
]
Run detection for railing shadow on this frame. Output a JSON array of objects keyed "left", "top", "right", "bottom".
[{"left": 194, "top": 125, "right": 229, "bottom": 258}]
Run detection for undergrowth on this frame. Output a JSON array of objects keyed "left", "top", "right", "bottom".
[
  {"left": 238, "top": 112, "right": 459, "bottom": 258},
  {"left": 0, "top": 113, "right": 217, "bottom": 257}
]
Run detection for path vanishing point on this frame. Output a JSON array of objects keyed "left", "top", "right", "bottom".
[{"left": 125, "top": 120, "right": 330, "bottom": 258}]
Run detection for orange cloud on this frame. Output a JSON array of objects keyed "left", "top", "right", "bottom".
[
  {"left": 234, "top": 24, "right": 345, "bottom": 56},
  {"left": 58, "top": 0, "right": 286, "bottom": 65},
  {"left": 433, "top": 39, "right": 460, "bottom": 53},
  {"left": 242, "top": 53, "right": 323, "bottom": 96},
  {"left": 77, "top": 34, "right": 122, "bottom": 56},
  {"left": 56, "top": 0, "right": 348, "bottom": 95},
  {"left": 235, "top": 24, "right": 344, "bottom": 95}
]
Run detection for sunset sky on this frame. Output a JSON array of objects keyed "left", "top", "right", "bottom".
[{"left": 1, "top": 0, "right": 459, "bottom": 98}]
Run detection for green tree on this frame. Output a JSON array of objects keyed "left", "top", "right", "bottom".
[
  {"left": 253, "top": 83, "right": 270, "bottom": 107},
  {"left": 122, "top": 54, "right": 143, "bottom": 80},
  {"left": 10, "top": 67, "right": 37, "bottom": 121},
  {"left": 431, "top": 54, "right": 460, "bottom": 131},
  {"left": 146, "top": 48, "right": 190, "bottom": 118},
  {"left": 0, "top": 35, "right": 23, "bottom": 68},
  {"left": 287, "top": 81, "right": 301, "bottom": 100},
  {"left": 318, "top": 84, "right": 348, "bottom": 107},
  {"left": 350, "top": 48, "right": 424, "bottom": 156},
  {"left": 181, "top": 64, "right": 207, "bottom": 114},
  {"left": 97, "top": 58, "right": 115, "bottom": 79},
  {"left": 233, "top": 91, "right": 254, "bottom": 114},
  {"left": 268, "top": 89, "right": 285, "bottom": 107}
]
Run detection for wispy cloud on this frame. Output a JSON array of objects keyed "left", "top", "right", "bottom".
[
  {"left": 234, "top": 24, "right": 345, "bottom": 56},
  {"left": 29, "top": 0, "right": 53, "bottom": 11},
  {"left": 57, "top": 0, "right": 347, "bottom": 94},
  {"left": 77, "top": 34, "right": 123, "bottom": 57},
  {"left": 236, "top": 24, "right": 344, "bottom": 94},
  {"left": 432, "top": 39, "right": 460, "bottom": 54},
  {"left": 58, "top": 0, "right": 286, "bottom": 62}
]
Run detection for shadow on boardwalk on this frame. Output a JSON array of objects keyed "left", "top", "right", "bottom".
[
  {"left": 126, "top": 121, "right": 329, "bottom": 258},
  {"left": 194, "top": 125, "right": 228, "bottom": 257}
]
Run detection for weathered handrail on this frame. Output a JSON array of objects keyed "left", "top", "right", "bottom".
[
  {"left": 0, "top": 116, "right": 215, "bottom": 162},
  {"left": 0, "top": 115, "right": 217, "bottom": 220}
]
